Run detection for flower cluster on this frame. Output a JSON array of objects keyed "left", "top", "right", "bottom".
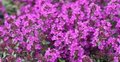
[{"left": 0, "top": 0, "right": 120, "bottom": 62}]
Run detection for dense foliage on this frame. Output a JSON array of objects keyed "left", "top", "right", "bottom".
[{"left": 0, "top": 0, "right": 120, "bottom": 62}]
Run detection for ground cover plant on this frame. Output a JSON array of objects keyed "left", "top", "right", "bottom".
[{"left": 0, "top": 0, "right": 120, "bottom": 62}]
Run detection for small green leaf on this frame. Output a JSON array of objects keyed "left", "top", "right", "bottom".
[
  {"left": 3, "top": 52, "right": 7, "bottom": 58},
  {"left": 13, "top": 54, "right": 16, "bottom": 57},
  {"left": 58, "top": 59, "right": 65, "bottom": 62},
  {"left": 97, "top": 59, "right": 100, "bottom": 62},
  {"left": 0, "top": 52, "right": 3, "bottom": 58},
  {"left": 14, "top": 43, "right": 19, "bottom": 49},
  {"left": 42, "top": 40, "right": 50, "bottom": 45}
]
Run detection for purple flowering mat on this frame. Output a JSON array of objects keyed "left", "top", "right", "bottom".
[{"left": 0, "top": 0, "right": 120, "bottom": 62}]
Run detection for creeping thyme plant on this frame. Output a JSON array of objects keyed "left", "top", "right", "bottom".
[{"left": 0, "top": 0, "right": 120, "bottom": 62}]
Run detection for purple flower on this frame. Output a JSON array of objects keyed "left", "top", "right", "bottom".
[{"left": 26, "top": 44, "right": 31, "bottom": 51}]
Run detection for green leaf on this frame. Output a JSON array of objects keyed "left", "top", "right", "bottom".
[
  {"left": 97, "top": 59, "right": 100, "bottom": 62},
  {"left": 0, "top": 52, "right": 3, "bottom": 58},
  {"left": 42, "top": 40, "right": 50, "bottom": 45},
  {"left": 14, "top": 43, "right": 19, "bottom": 49},
  {"left": 2, "top": 0, "right": 18, "bottom": 14},
  {"left": 3, "top": 52, "right": 8, "bottom": 58},
  {"left": 58, "top": 59, "right": 65, "bottom": 62}
]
